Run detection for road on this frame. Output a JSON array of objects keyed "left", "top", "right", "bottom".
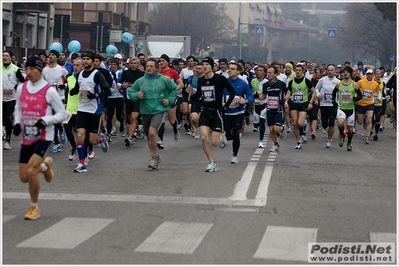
[{"left": 2, "top": 121, "right": 397, "bottom": 264}]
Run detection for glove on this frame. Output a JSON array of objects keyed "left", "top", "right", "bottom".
[
  {"left": 332, "top": 101, "right": 338, "bottom": 108},
  {"left": 34, "top": 119, "right": 47, "bottom": 129},
  {"left": 58, "top": 84, "right": 66, "bottom": 89},
  {"left": 221, "top": 105, "right": 228, "bottom": 113},
  {"left": 86, "top": 92, "right": 97, "bottom": 99},
  {"left": 13, "top": 123, "right": 21, "bottom": 136},
  {"left": 254, "top": 92, "right": 259, "bottom": 99}
]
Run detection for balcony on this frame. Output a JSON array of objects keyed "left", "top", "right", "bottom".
[{"left": 14, "top": 3, "right": 50, "bottom": 13}]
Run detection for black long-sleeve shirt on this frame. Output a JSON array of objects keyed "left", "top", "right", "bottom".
[{"left": 70, "top": 68, "right": 110, "bottom": 98}]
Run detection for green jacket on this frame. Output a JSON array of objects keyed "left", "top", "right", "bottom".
[{"left": 128, "top": 72, "right": 177, "bottom": 115}]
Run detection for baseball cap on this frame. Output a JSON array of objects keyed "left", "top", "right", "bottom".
[{"left": 366, "top": 68, "right": 374, "bottom": 74}]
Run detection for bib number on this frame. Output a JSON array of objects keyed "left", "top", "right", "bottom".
[
  {"left": 293, "top": 92, "right": 303, "bottom": 103},
  {"left": 202, "top": 86, "right": 216, "bottom": 102},
  {"left": 363, "top": 89, "right": 372, "bottom": 100},
  {"left": 341, "top": 93, "right": 351, "bottom": 103},
  {"left": 3, "top": 88, "right": 14, "bottom": 100},
  {"left": 267, "top": 96, "right": 279, "bottom": 108},
  {"left": 24, "top": 125, "right": 41, "bottom": 141}
]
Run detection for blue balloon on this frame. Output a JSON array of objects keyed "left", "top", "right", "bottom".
[
  {"left": 68, "top": 40, "right": 81, "bottom": 53},
  {"left": 122, "top": 32, "right": 134, "bottom": 43},
  {"left": 49, "top": 42, "right": 63, "bottom": 53},
  {"left": 106, "top": 45, "right": 118, "bottom": 55}
]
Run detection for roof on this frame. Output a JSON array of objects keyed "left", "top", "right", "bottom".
[{"left": 282, "top": 19, "right": 323, "bottom": 34}]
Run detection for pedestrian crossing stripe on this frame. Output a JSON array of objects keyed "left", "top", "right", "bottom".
[
  {"left": 134, "top": 221, "right": 213, "bottom": 254},
  {"left": 16, "top": 217, "right": 114, "bottom": 249}
]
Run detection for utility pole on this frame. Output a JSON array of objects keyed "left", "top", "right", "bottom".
[{"left": 238, "top": 3, "right": 242, "bottom": 59}]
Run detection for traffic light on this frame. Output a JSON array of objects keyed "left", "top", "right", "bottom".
[{"left": 205, "top": 44, "right": 210, "bottom": 51}]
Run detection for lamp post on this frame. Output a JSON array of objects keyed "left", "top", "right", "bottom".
[{"left": 238, "top": 3, "right": 242, "bottom": 59}]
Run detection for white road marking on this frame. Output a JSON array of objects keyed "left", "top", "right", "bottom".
[
  {"left": 134, "top": 221, "right": 213, "bottom": 254},
  {"left": 2, "top": 215, "right": 16, "bottom": 223},
  {"left": 3, "top": 192, "right": 264, "bottom": 206},
  {"left": 230, "top": 162, "right": 257, "bottom": 201},
  {"left": 254, "top": 162, "right": 274, "bottom": 207},
  {"left": 16, "top": 217, "right": 114, "bottom": 249},
  {"left": 370, "top": 232, "right": 396, "bottom": 242},
  {"left": 254, "top": 225, "right": 317, "bottom": 262}
]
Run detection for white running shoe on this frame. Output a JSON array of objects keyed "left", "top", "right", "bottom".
[
  {"left": 258, "top": 141, "right": 264, "bottom": 148},
  {"left": 270, "top": 144, "right": 279, "bottom": 152},
  {"left": 301, "top": 135, "right": 308, "bottom": 143},
  {"left": 205, "top": 162, "right": 217, "bottom": 172},
  {"left": 230, "top": 156, "right": 238, "bottom": 164},
  {"left": 326, "top": 140, "right": 332, "bottom": 148},
  {"left": 295, "top": 142, "right": 302, "bottom": 149},
  {"left": 280, "top": 125, "right": 287, "bottom": 140}
]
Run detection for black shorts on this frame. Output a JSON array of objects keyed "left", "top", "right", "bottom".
[
  {"left": 76, "top": 112, "right": 102, "bottom": 134},
  {"left": 125, "top": 99, "right": 140, "bottom": 115},
  {"left": 199, "top": 107, "right": 224, "bottom": 132},
  {"left": 320, "top": 106, "right": 337, "bottom": 128},
  {"left": 289, "top": 101, "right": 308, "bottom": 112},
  {"left": 266, "top": 109, "right": 284, "bottom": 127},
  {"left": 170, "top": 97, "right": 179, "bottom": 108},
  {"left": 182, "top": 89, "right": 189, "bottom": 102},
  {"left": 357, "top": 104, "right": 375, "bottom": 114},
  {"left": 190, "top": 100, "right": 203, "bottom": 113},
  {"left": 19, "top": 140, "right": 52, "bottom": 163}
]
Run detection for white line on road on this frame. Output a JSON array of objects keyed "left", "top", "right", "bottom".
[
  {"left": 16, "top": 217, "right": 114, "bottom": 249},
  {"left": 253, "top": 225, "right": 318, "bottom": 262},
  {"left": 230, "top": 162, "right": 257, "bottom": 201},
  {"left": 2, "top": 215, "right": 16, "bottom": 223},
  {"left": 134, "top": 221, "right": 213, "bottom": 254},
  {"left": 2, "top": 192, "right": 262, "bottom": 206}
]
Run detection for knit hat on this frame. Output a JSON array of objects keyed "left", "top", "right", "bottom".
[
  {"left": 4, "top": 50, "right": 14, "bottom": 58},
  {"left": 81, "top": 51, "right": 95, "bottom": 61},
  {"left": 25, "top": 56, "right": 44, "bottom": 72},
  {"left": 343, "top": 66, "right": 353, "bottom": 74},
  {"left": 201, "top": 56, "right": 214, "bottom": 67},
  {"left": 49, "top": 49, "right": 60, "bottom": 58},
  {"left": 160, "top": 54, "right": 170, "bottom": 63},
  {"left": 219, "top": 58, "right": 228, "bottom": 64}
]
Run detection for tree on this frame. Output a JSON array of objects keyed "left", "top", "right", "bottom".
[
  {"left": 374, "top": 3, "right": 397, "bottom": 21},
  {"left": 149, "top": 3, "right": 235, "bottom": 55},
  {"left": 336, "top": 3, "right": 396, "bottom": 67}
]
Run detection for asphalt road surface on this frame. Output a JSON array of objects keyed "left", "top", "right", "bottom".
[{"left": 2, "top": 120, "right": 397, "bottom": 264}]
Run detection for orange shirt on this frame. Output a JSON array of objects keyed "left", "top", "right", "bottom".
[{"left": 357, "top": 79, "right": 380, "bottom": 106}]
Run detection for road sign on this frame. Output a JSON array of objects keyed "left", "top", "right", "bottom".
[
  {"left": 255, "top": 26, "right": 265, "bottom": 35},
  {"left": 327, "top": 28, "right": 336, "bottom": 38},
  {"left": 389, "top": 54, "right": 396, "bottom": 61},
  {"left": 231, "top": 54, "right": 237, "bottom": 61}
]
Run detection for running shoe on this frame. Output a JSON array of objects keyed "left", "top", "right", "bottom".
[
  {"left": 2, "top": 130, "right": 5, "bottom": 140},
  {"left": 4, "top": 141, "right": 11, "bottom": 150},
  {"left": 339, "top": 137, "right": 345, "bottom": 147},
  {"left": 303, "top": 119, "right": 309, "bottom": 134},
  {"left": 24, "top": 206, "right": 40, "bottom": 220},
  {"left": 286, "top": 127, "right": 292, "bottom": 133},
  {"left": 219, "top": 133, "right": 227, "bottom": 149},
  {"left": 88, "top": 151, "right": 95, "bottom": 159},
  {"left": 311, "top": 131, "right": 316, "bottom": 140},
  {"left": 74, "top": 163, "right": 87, "bottom": 173},
  {"left": 51, "top": 144, "right": 62, "bottom": 153},
  {"left": 347, "top": 143, "right": 353, "bottom": 151},
  {"left": 107, "top": 134, "right": 113, "bottom": 143},
  {"left": 373, "top": 134, "right": 378, "bottom": 141},
  {"left": 294, "top": 142, "right": 302, "bottom": 149},
  {"left": 194, "top": 128, "right": 200, "bottom": 140},
  {"left": 253, "top": 128, "right": 258, "bottom": 132},
  {"left": 326, "top": 140, "right": 332, "bottom": 148},
  {"left": 157, "top": 141, "right": 165, "bottom": 149},
  {"left": 280, "top": 125, "right": 287, "bottom": 140},
  {"left": 205, "top": 162, "right": 217, "bottom": 172},
  {"left": 43, "top": 157, "right": 53, "bottom": 183},
  {"left": 60, "top": 130, "right": 67, "bottom": 145},
  {"left": 174, "top": 129, "right": 180, "bottom": 142},
  {"left": 153, "top": 154, "right": 162, "bottom": 169},
  {"left": 379, "top": 126, "right": 384, "bottom": 132},
  {"left": 270, "top": 144, "right": 280, "bottom": 152},
  {"left": 322, "top": 128, "right": 327, "bottom": 134},
  {"left": 231, "top": 156, "right": 238, "bottom": 164},
  {"left": 119, "top": 121, "right": 125, "bottom": 133},
  {"left": 148, "top": 156, "right": 156, "bottom": 169},
  {"left": 69, "top": 148, "right": 77, "bottom": 161},
  {"left": 110, "top": 127, "right": 117, "bottom": 136},
  {"left": 258, "top": 141, "right": 264, "bottom": 148},
  {"left": 99, "top": 133, "right": 109, "bottom": 153},
  {"left": 301, "top": 135, "right": 308, "bottom": 143},
  {"left": 84, "top": 156, "right": 89, "bottom": 166},
  {"left": 125, "top": 136, "right": 134, "bottom": 147},
  {"left": 121, "top": 126, "right": 127, "bottom": 137},
  {"left": 365, "top": 137, "right": 370, "bottom": 144}
]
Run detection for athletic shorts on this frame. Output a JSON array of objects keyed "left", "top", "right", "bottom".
[
  {"left": 141, "top": 112, "right": 167, "bottom": 136},
  {"left": 125, "top": 99, "right": 140, "bottom": 118},
  {"left": 357, "top": 104, "right": 375, "bottom": 114},
  {"left": 266, "top": 109, "right": 284, "bottom": 127},
  {"left": 19, "top": 140, "right": 52, "bottom": 163},
  {"left": 289, "top": 101, "right": 308, "bottom": 112},
  {"left": 190, "top": 100, "right": 203, "bottom": 114},
  {"left": 76, "top": 112, "right": 102, "bottom": 134},
  {"left": 199, "top": 107, "right": 224, "bottom": 132},
  {"left": 337, "top": 108, "right": 355, "bottom": 126}
]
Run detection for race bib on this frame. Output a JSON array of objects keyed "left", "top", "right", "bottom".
[
  {"left": 226, "top": 95, "right": 241, "bottom": 108},
  {"left": 267, "top": 96, "right": 279, "bottom": 108},
  {"left": 324, "top": 92, "right": 333, "bottom": 102},
  {"left": 79, "top": 86, "right": 93, "bottom": 101},
  {"left": 362, "top": 89, "right": 372, "bottom": 100},
  {"left": 341, "top": 93, "right": 351, "bottom": 103},
  {"left": 293, "top": 92, "right": 304, "bottom": 103},
  {"left": 3, "top": 88, "right": 14, "bottom": 100},
  {"left": 202, "top": 85, "right": 216, "bottom": 102},
  {"left": 373, "top": 92, "right": 380, "bottom": 104},
  {"left": 23, "top": 123, "right": 41, "bottom": 141}
]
